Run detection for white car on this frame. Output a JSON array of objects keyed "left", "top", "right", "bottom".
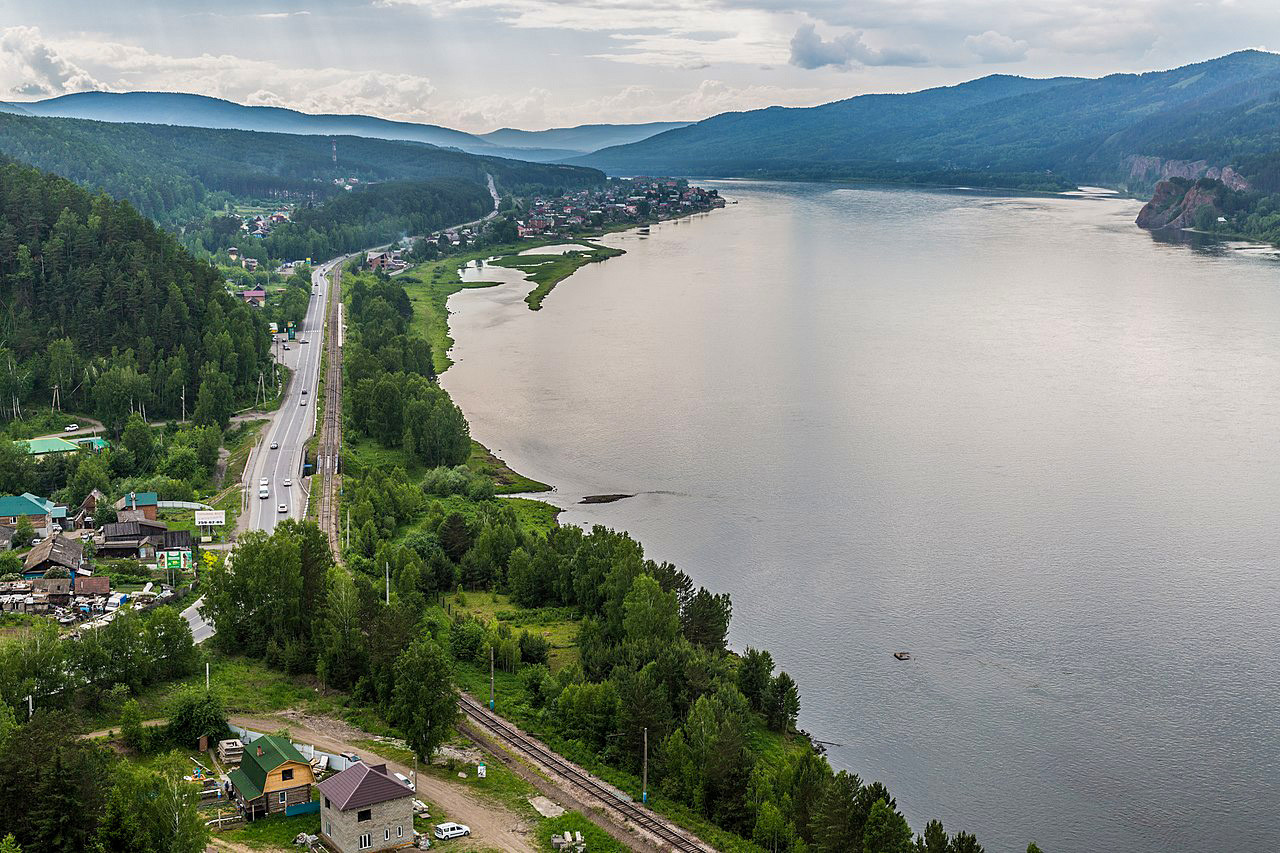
[
  {"left": 299, "top": 399, "right": 307, "bottom": 406},
  {"left": 64, "top": 423, "right": 79, "bottom": 432},
  {"left": 434, "top": 823, "right": 470, "bottom": 840},
  {"left": 283, "top": 478, "right": 292, "bottom": 487},
  {"left": 259, "top": 478, "right": 269, "bottom": 487},
  {"left": 270, "top": 441, "right": 279, "bottom": 450},
  {"left": 394, "top": 771, "right": 415, "bottom": 791},
  {"left": 277, "top": 503, "right": 288, "bottom": 513}
]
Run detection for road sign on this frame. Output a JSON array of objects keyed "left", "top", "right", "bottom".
[{"left": 195, "top": 510, "right": 226, "bottom": 526}]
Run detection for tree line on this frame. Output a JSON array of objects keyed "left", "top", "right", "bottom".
[{"left": 0, "top": 160, "right": 272, "bottom": 433}]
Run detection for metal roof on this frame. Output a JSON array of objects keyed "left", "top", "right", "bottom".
[{"left": 317, "top": 762, "right": 412, "bottom": 811}]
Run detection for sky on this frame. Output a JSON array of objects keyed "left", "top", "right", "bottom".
[{"left": 0, "top": 0, "right": 1275, "bottom": 134}]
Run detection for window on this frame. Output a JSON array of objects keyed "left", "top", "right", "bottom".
[
  {"left": 324, "top": 797, "right": 330, "bottom": 809},
  {"left": 357, "top": 809, "right": 372, "bottom": 823},
  {"left": 359, "top": 833, "right": 371, "bottom": 850},
  {"left": 279, "top": 792, "right": 286, "bottom": 804},
  {"left": 384, "top": 828, "right": 390, "bottom": 841},
  {"left": 325, "top": 821, "right": 331, "bottom": 836},
  {"left": 397, "top": 826, "right": 403, "bottom": 838},
  {"left": 281, "top": 768, "right": 294, "bottom": 782}
]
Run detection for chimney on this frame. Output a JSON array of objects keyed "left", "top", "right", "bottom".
[{"left": 257, "top": 745, "right": 263, "bottom": 757}]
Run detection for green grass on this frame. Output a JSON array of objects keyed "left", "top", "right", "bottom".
[
  {"left": 219, "top": 811, "right": 321, "bottom": 850},
  {"left": 536, "top": 813, "right": 630, "bottom": 853},
  {"left": 75, "top": 652, "right": 343, "bottom": 735},
  {"left": 504, "top": 498, "right": 561, "bottom": 537},
  {"left": 486, "top": 242, "right": 624, "bottom": 311},
  {"left": 0, "top": 407, "right": 102, "bottom": 440},
  {"left": 467, "top": 441, "right": 550, "bottom": 494}
]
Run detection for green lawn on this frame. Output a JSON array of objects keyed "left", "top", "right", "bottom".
[
  {"left": 219, "top": 811, "right": 321, "bottom": 850},
  {"left": 486, "top": 242, "right": 624, "bottom": 311}
]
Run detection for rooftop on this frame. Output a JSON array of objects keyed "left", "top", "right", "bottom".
[{"left": 317, "top": 762, "right": 413, "bottom": 811}]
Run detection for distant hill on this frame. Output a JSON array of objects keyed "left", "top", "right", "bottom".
[
  {"left": 479, "top": 121, "right": 691, "bottom": 153},
  {"left": 574, "top": 50, "right": 1280, "bottom": 192},
  {"left": 0, "top": 111, "right": 603, "bottom": 224},
  {"left": 6, "top": 91, "right": 683, "bottom": 161}
]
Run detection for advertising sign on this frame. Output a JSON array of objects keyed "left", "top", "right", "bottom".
[{"left": 194, "top": 510, "right": 226, "bottom": 527}]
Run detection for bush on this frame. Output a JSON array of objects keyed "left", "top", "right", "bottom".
[
  {"left": 519, "top": 630, "right": 550, "bottom": 666},
  {"left": 163, "top": 687, "right": 229, "bottom": 749}
]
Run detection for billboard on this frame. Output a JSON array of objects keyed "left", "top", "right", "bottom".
[
  {"left": 194, "top": 510, "right": 226, "bottom": 526},
  {"left": 160, "top": 550, "right": 192, "bottom": 571}
]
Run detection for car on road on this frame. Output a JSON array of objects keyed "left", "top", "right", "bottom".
[
  {"left": 270, "top": 441, "right": 278, "bottom": 449},
  {"left": 277, "top": 503, "right": 287, "bottom": 513},
  {"left": 300, "top": 399, "right": 307, "bottom": 406},
  {"left": 282, "top": 343, "right": 290, "bottom": 350},
  {"left": 64, "top": 423, "right": 79, "bottom": 432},
  {"left": 283, "top": 478, "right": 292, "bottom": 487},
  {"left": 300, "top": 338, "right": 309, "bottom": 344},
  {"left": 434, "top": 823, "right": 470, "bottom": 840},
  {"left": 260, "top": 478, "right": 269, "bottom": 486},
  {"left": 258, "top": 485, "right": 269, "bottom": 499},
  {"left": 301, "top": 389, "right": 308, "bottom": 395}
]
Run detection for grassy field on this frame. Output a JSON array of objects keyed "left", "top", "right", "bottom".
[
  {"left": 218, "top": 811, "right": 321, "bottom": 850},
  {"left": 446, "top": 592, "right": 580, "bottom": 673},
  {"left": 486, "top": 242, "right": 624, "bottom": 310},
  {"left": 467, "top": 441, "right": 550, "bottom": 494},
  {"left": 75, "top": 652, "right": 344, "bottom": 735}
]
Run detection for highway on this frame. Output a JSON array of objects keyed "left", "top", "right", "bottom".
[{"left": 242, "top": 257, "right": 342, "bottom": 533}]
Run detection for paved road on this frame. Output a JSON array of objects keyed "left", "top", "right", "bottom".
[{"left": 242, "top": 257, "right": 342, "bottom": 534}]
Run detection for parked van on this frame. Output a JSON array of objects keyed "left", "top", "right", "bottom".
[
  {"left": 394, "top": 771, "right": 415, "bottom": 791},
  {"left": 434, "top": 823, "right": 470, "bottom": 840}
]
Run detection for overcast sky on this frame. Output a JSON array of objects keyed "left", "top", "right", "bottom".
[{"left": 0, "top": 0, "right": 1274, "bottom": 134}]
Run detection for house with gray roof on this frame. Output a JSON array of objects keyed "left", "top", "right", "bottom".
[{"left": 317, "top": 761, "right": 415, "bottom": 852}]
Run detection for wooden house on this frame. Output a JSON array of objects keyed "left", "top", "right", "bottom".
[{"left": 229, "top": 734, "right": 316, "bottom": 820}]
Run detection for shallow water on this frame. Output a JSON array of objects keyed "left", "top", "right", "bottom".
[{"left": 441, "top": 181, "right": 1280, "bottom": 853}]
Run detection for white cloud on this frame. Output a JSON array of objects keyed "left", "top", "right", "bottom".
[
  {"left": 789, "top": 23, "right": 928, "bottom": 69},
  {"left": 964, "top": 30, "right": 1029, "bottom": 63},
  {"left": 0, "top": 26, "right": 103, "bottom": 97}
]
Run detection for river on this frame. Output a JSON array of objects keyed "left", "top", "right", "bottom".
[{"left": 441, "top": 181, "right": 1280, "bottom": 853}]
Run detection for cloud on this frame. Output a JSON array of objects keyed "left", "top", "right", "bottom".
[
  {"left": 0, "top": 26, "right": 103, "bottom": 97},
  {"left": 964, "top": 30, "right": 1029, "bottom": 63},
  {"left": 789, "top": 23, "right": 927, "bottom": 69}
]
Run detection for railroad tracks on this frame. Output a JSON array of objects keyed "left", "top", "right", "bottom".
[
  {"left": 317, "top": 262, "right": 344, "bottom": 555},
  {"left": 458, "top": 694, "right": 714, "bottom": 853}
]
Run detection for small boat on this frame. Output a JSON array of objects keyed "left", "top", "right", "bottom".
[{"left": 893, "top": 651, "right": 912, "bottom": 661}]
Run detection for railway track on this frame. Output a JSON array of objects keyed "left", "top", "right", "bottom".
[
  {"left": 317, "top": 261, "right": 344, "bottom": 555},
  {"left": 458, "top": 694, "right": 714, "bottom": 853}
]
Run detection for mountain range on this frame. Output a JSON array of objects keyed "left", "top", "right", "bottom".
[
  {"left": 0, "top": 91, "right": 689, "bottom": 163},
  {"left": 573, "top": 50, "right": 1280, "bottom": 193}
]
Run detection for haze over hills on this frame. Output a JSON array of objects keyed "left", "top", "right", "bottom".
[
  {"left": 574, "top": 50, "right": 1280, "bottom": 193},
  {"left": 478, "top": 121, "right": 691, "bottom": 153},
  {"left": 0, "top": 91, "right": 685, "bottom": 162},
  {"left": 0, "top": 110, "right": 603, "bottom": 224}
]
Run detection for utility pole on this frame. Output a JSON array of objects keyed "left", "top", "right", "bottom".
[
  {"left": 642, "top": 727, "right": 648, "bottom": 803},
  {"left": 385, "top": 561, "right": 390, "bottom": 605},
  {"left": 489, "top": 646, "right": 495, "bottom": 710},
  {"left": 206, "top": 661, "right": 210, "bottom": 690},
  {"left": 181, "top": 385, "right": 186, "bottom": 422},
  {"left": 346, "top": 509, "right": 351, "bottom": 549}
]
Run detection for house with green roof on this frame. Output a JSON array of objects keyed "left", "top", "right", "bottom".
[
  {"left": 229, "top": 734, "right": 316, "bottom": 820},
  {"left": 21, "top": 437, "right": 79, "bottom": 457},
  {"left": 0, "top": 493, "right": 65, "bottom": 537}
]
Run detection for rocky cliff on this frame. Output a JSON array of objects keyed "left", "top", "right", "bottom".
[
  {"left": 1135, "top": 179, "right": 1223, "bottom": 229},
  {"left": 1124, "top": 155, "right": 1248, "bottom": 192}
]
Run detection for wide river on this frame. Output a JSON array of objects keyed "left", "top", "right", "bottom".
[{"left": 441, "top": 181, "right": 1280, "bottom": 853}]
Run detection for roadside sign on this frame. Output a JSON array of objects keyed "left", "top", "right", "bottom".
[
  {"left": 195, "top": 510, "right": 226, "bottom": 527},
  {"left": 476, "top": 763, "right": 486, "bottom": 779}
]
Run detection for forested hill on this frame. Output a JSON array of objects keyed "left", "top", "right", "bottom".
[
  {"left": 0, "top": 158, "right": 271, "bottom": 432},
  {"left": 575, "top": 50, "right": 1280, "bottom": 192},
  {"left": 0, "top": 111, "right": 603, "bottom": 225}
]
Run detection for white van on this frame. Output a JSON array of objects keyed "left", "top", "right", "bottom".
[
  {"left": 258, "top": 485, "right": 269, "bottom": 499},
  {"left": 434, "top": 823, "right": 470, "bottom": 840},
  {"left": 394, "top": 771, "right": 415, "bottom": 791}
]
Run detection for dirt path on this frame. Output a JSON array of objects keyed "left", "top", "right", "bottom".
[{"left": 231, "top": 713, "right": 537, "bottom": 853}]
